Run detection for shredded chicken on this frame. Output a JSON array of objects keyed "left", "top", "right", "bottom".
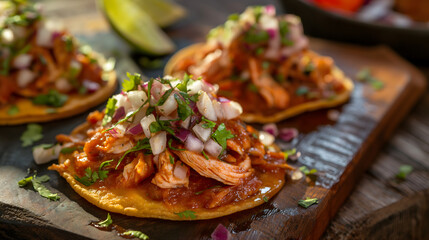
[
  {"left": 151, "top": 150, "right": 190, "bottom": 188},
  {"left": 173, "top": 150, "right": 253, "bottom": 185},
  {"left": 121, "top": 152, "right": 154, "bottom": 187}
]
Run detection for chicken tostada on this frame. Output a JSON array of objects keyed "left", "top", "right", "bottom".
[
  {"left": 0, "top": 0, "right": 116, "bottom": 125},
  {"left": 165, "top": 6, "right": 353, "bottom": 123},
  {"left": 49, "top": 74, "right": 292, "bottom": 220}
]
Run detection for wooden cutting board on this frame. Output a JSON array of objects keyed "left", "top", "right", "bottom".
[{"left": 0, "top": 38, "right": 425, "bottom": 240}]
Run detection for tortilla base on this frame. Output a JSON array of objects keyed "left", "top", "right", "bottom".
[
  {"left": 165, "top": 43, "right": 354, "bottom": 123},
  {"left": 0, "top": 71, "right": 117, "bottom": 125},
  {"left": 51, "top": 122, "right": 285, "bottom": 220}
]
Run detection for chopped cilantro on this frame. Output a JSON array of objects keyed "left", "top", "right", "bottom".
[
  {"left": 228, "top": 13, "right": 239, "bottom": 21},
  {"left": 116, "top": 138, "right": 151, "bottom": 169},
  {"left": 263, "top": 196, "right": 268, "bottom": 202},
  {"left": 21, "top": 124, "right": 43, "bottom": 147},
  {"left": 156, "top": 88, "right": 174, "bottom": 106},
  {"left": 102, "top": 97, "right": 117, "bottom": 126},
  {"left": 262, "top": 61, "right": 270, "bottom": 70},
  {"left": 7, "top": 105, "right": 19, "bottom": 116},
  {"left": 174, "top": 210, "right": 196, "bottom": 219},
  {"left": 122, "top": 72, "right": 142, "bottom": 92},
  {"left": 105, "top": 102, "right": 147, "bottom": 132},
  {"left": 176, "top": 73, "right": 190, "bottom": 92},
  {"left": 97, "top": 213, "right": 112, "bottom": 228},
  {"left": 396, "top": 164, "right": 413, "bottom": 180},
  {"left": 168, "top": 139, "right": 184, "bottom": 151},
  {"left": 0, "top": 56, "right": 11, "bottom": 75},
  {"left": 201, "top": 117, "right": 216, "bottom": 129},
  {"left": 18, "top": 173, "right": 60, "bottom": 201},
  {"left": 123, "top": 230, "right": 149, "bottom": 240},
  {"left": 62, "top": 35, "right": 73, "bottom": 52},
  {"left": 212, "top": 123, "right": 235, "bottom": 154},
  {"left": 295, "top": 86, "right": 309, "bottom": 96},
  {"left": 279, "top": 20, "right": 294, "bottom": 46},
  {"left": 244, "top": 26, "right": 269, "bottom": 44},
  {"left": 283, "top": 148, "right": 297, "bottom": 160},
  {"left": 255, "top": 47, "right": 264, "bottom": 56},
  {"left": 45, "top": 108, "right": 57, "bottom": 114},
  {"left": 299, "top": 166, "right": 317, "bottom": 176},
  {"left": 32, "top": 90, "right": 68, "bottom": 107},
  {"left": 149, "top": 119, "right": 175, "bottom": 135},
  {"left": 169, "top": 155, "right": 175, "bottom": 165},
  {"left": 298, "top": 197, "right": 318, "bottom": 208},
  {"left": 175, "top": 94, "right": 193, "bottom": 121},
  {"left": 303, "top": 62, "right": 315, "bottom": 76},
  {"left": 75, "top": 168, "right": 99, "bottom": 186},
  {"left": 356, "top": 68, "right": 384, "bottom": 90},
  {"left": 253, "top": 6, "right": 264, "bottom": 22},
  {"left": 202, "top": 150, "right": 209, "bottom": 160}
]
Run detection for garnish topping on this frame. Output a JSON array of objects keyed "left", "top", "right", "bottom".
[
  {"left": 356, "top": 68, "right": 384, "bottom": 90},
  {"left": 299, "top": 166, "right": 317, "bottom": 176},
  {"left": 298, "top": 197, "right": 318, "bottom": 208},
  {"left": 123, "top": 230, "right": 150, "bottom": 240},
  {"left": 211, "top": 123, "right": 235, "bottom": 154},
  {"left": 18, "top": 173, "right": 60, "bottom": 201},
  {"left": 32, "top": 90, "right": 68, "bottom": 108},
  {"left": 102, "top": 97, "right": 117, "bottom": 126},
  {"left": 21, "top": 123, "right": 43, "bottom": 147},
  {"left": 7, "top": 105, "right": 19, "bottom": 116},
  {"left": 75, "top": 160, "right": 112, "bottom": 186},
  {"left": 97, "top": 213, "right": 113, "bottom": 228},
  {"left": 396, "top": 164, "right": 413, "bottom": 180},
  {"left": 174, "top": 210, "right": 197, "bottom": 219}
]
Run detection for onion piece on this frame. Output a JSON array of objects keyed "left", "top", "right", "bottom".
[
  {"left": 197, "top": 92, "right": 217, "bottom": 121},
  {"left": 187, "top": 80, "right": 203, "bottom": 95},
  {"left": 112, "top": 106, "right": 125, "bottom": 122},
  {"left": 212, "top": 100, "right": 225, "bottom": 120},
  {"left": 265, "top": 5, "right": 276, "bottom": 16},
  {"left": 192, "top": 123, "right": 211, "bottom": 142},
  {"left": 36, "top": 26, "right": 53, "bottom": 47},
  {"left": 13, "top": 54, "right": 33, "bottom": 69},
  {"left": 180, "top": 116, "right": 191, "bottom": 129},
  {"left": 262, "top": 123, "right": 278, "bottom": 136},
  {"left": 259, "top": 131, "right": 275, "bottom": 146},
  {"left": 55, "top": 77, "right": 73, "bottom": 92},
  {"left": 17, "top": 69, "right": 36, "bottom": 88},
  {"left": 279, "top": 128, "right": 298, "bottom": 142},
  {"left": 33, "top": 144, "right": 62, "bottom": 165},
  {"left": 108, "top": 128, "right": 121, "bottom": 138},
  {"left": 127, "top": 90, "right": 147, "bottom": 110},
  {"left": 150, "top": 131, "right": 167, "bottom": 155},
  {"left": 211, "top": 224, "right": 232, "bottom": 240},
  {"left": 82, "top": 80, "right": 100, "bottom": 93},
  {"left": 221, "top": 101, "right": 242, "bottom": 120},
  {"left": 175, "top": 128, "right": 191, "bottom": 142},
  {"left": 173, "top": 161, "right": 189, "bottom": 180},
  {"left": 157, "top": 93, "right": 177, "bottom": 116},
  {"left": 128, "top": 124, "right": 143, "bottom": 135},
  {"left": 185, "top": 134, "right": 204, "bottom": 153},
  {"left": 218, "top": 97, "right": 230, "bottom": 103},
  {"left": 1, "top": 29, "right": 14, "bottom": 44},
  {"left": 114, "top": 94, "right": 132, "bottom": 113},
  {"left": 204, "top": 139, "right": 222, "bottom": 157},
  {"left": 140, "top": 114, "right": 156, "bottom": 138}
]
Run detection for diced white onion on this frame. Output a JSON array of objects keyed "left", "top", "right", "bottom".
[
  {"left": 150, "top": 131, "right": 167, "bottom": 155},
  {"left": 33, "top": 144, "right": 62, "bottom": 165},
  {"left": 173, "top": 161, "right": 188, "bottom": 180},
  {"left": 259, "top": 131, "right": 275, "bottom": 146},
  {"left": 204, "top": 139, "right": 222, "bottom": 157},
  {"left": 185, "top": 134, "right": 204, "bottom": 153},
  {"left": 140, "top": 114, "right": 156, "bottom": 138},
  {"left": 17, "top": 69, "right": 36, "bottom": 88},
  {"left": 1, "top": 29, "right": 14, "bottom": 44},
  {"left": 13, "top": 54, "right": 33, "bottom": 69},
  {"left": 192, "top": 123, "right": 211, "bottom": 142},
  {"left": 36, "top": 26, "right": 53, "bottom": 47},
  {"left": 156, "top": 93, "right": 177, "bottom": 116},
  {"left": 55, "top": 77, "right": 73, "bottom": 92},
  {"left": 222, "top": 101, "right": 242, "bottom": 120},
  {"left": 187, "top": 80, "right": 203, "bottom": 95},
  {"left": 197, "top": 91, "right": 217, "bottom": 121},
  {"left": 212, "top": 100, "right": 225, "bottom": 120},
  {"left": 131, "top": 107, "right": 146, "bottom": 125},
  {"left": 127, "top": 90, "right": 147, "bottom": 110},
  {"left": 114, "top": 94, "right": 132, "bottom": 113},
  {"left": 180, "top": 116, "right": 191, "bottom": 129}
]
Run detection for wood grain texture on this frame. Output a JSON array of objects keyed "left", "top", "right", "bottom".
[{"left": 0, "top": 0, "right": 428, "bottom": 239}]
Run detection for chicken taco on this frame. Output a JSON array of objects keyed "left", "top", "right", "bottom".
[
  {"left": 0, "top": 0, "right": 116, "bottom": 125},
  {"left": 165, "top": 6, "right": 353, "bottom": 123},
  {"left": 48, "top": 74, "right": 292, "bottom": 220}
]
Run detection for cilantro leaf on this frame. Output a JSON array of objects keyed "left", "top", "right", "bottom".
[
  {"left": 21, "top": 124, "right": 43, "bottom": 147},
  {"left": 298, "top": 197, "right": 318, "bottom": 208},
  {"left": 212, "top": 123, "right": 235, "bottom": 153},
  {"left": 174, "top": 94, "right": 193, "bottom": 121},
  {"left": 174, "top": 210, "right": 196, "bottom": 219},
  {"left": 176, "top": 73, "right": 190, "bottom": 92},
  {"left": 102, "top": 97, "right": 117, "bottom": 126},
  {"left": 98, "top": 160, "right": 113, "bottom": 180},
  {"left": 356, "top": 68, "right": 384, "bottom": 91},
  {"left": 97, "top": 213, "right": 112, "bottom": 227},
  {"left": 32, "top": 90, "right": 68, "bottom": 107},
  {"left": 303, "top": 62, "right": 315, "bottom": 76},
  {"left": 299, "top": 166, "right": 317, "bottom": 176},
  {"left": 168, "top": 139, "right": 184, "bottom": 152},
  {"left": 156, "top": 88, "right": 174, "bottom": 106},
  {"left": 244, "top": 26, "right": 269, "bottom": 44},
  {"left": 283, "top": 148, "right": 296, "bottom": 160},
  {"left": 263, "top": 196, "right": 269, "bottom": 202},
  {"left": 75, "top": 168, "right": 97, "bottom": 186},
  {"left": 396, "top": 165, "right": 413, "bottom": 180},
  {"left": 123, "top": 230, "right": 149, "bottom": 240},
  {"left": 202, "top": 150, "right": 209, "bottom": 160},
  {"left": 149, "top": 119, "right": 175, "bottom": 135},
  {"left": 169, "top": 155, "right": 175, "bottom": 165},
  {"left": 116, "top": 138, "right": 151, "bottom": 169},
  {"left": 201, "top": 117, "right": 216, "bottom": 129},
  {"left": 295, "top": 86, "right": 309, "bottom": 96},
  {"left": 18, "top": 173, "right": 59, "bottom": 201},
  {"left": 7, "top": 105, "right": 19, "bottom": 115},
  {"left": 60, "top": 146, "right": 83, "bottom": 154},
  {"left": 122, "top": 72, "right": 142, "bottom": 92}
]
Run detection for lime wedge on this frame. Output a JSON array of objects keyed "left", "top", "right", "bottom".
[
  {"left": 100, "top": 0, "right": 175, "bottom": 56},
  {"left": 130, "top": 0, "right": 186, "bottom": 28}
]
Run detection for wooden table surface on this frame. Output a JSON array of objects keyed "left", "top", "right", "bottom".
[{"left": 10, "top": 0, "right": 429, "bottom": 239}]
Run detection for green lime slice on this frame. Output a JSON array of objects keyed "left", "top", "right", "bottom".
[
  {"left": 130, "top": 0, "right": 186, "bottom": 28},
  {"left": 100, "top": 0, "right": 175, "bottom": 56}
]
